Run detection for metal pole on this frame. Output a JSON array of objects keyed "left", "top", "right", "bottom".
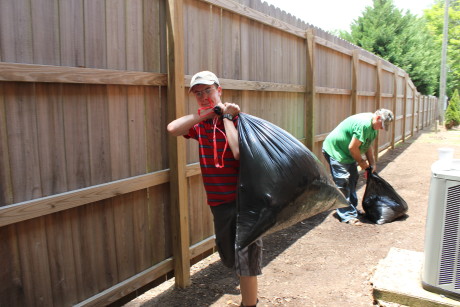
[{"left": 438, "top": 0, "right": 449, "bottom": 130}]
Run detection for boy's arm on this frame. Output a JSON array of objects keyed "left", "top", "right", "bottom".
[
  {"left": 167, "top": 109, "right": 215, "bottom": 136},
  {"left": 222, "top": 103, "right": 240, "bottom": 160}
]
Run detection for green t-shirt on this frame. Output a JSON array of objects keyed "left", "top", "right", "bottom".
[{"left": 323, "top": 113, "right": 378, "bottom": 164}]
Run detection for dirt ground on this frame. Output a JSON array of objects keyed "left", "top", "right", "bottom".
[{"left": 125, "top": 125, "right": 460, "bottom": 307}]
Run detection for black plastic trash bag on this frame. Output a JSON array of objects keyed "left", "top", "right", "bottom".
[
  {"left": 236, "top": 113, "right": 348, "bottom": 250},
  {"left": 362, "top": 168, "right": 408, "bottom": 225}
]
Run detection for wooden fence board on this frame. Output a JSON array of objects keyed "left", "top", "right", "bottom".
[
  {"left": 84, "top": 0, "right": 107, "bottom": 68},
  {"left": 59, "top": 0, "right": 85, "bottom": 67},
  {"left": 44, "top": 212, "right": 80, "bottom": 306},
  {"left": 87, "top": 85, "right": 112, "bottom": 185},
  {"left": 0, "top": 224, "right": 24, "bottom": 306},
  {"left": 4, "top": 83, "right": 42, "bottom": 203},
  {"left": 106, "top": 1, "right": 127, "bottom": 70},
  {"left": 113, "top": 194, "right": 136, "bottom": 281},
  {"left": 108, "top": 85, "right": 131, "bottom": 180},
  {"left": 127, "top": 0, "right": 145, "bottom": 71},
  {"left": 128, "top": 86, "right": 148, "bottom": 175},
  {"left": 16, "top": 218, "right": 53, "bottom": 306},
  {"left": 35, "top": 83, "right": 68, "bottom": 197},
  {"left": 31, "top": 0, "right": 59, "bottom": 65},
  {"left": 143, "top": 0, "right": 162, "bottom": 72},
  {"left": 0, "top": 82, "right": 13, "bottom": 206}
]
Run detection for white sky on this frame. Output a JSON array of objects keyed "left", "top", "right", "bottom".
[{"left": 262, "top": 0, "right": 437, "bottom": 32}]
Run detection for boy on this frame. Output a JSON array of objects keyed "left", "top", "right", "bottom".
[{"left": 167, "top": 71, "right": 261, "bottom": 307}]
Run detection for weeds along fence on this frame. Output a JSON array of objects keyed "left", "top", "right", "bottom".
[{"left": 0, "top": 0, "right": 436, "bottom": 306}]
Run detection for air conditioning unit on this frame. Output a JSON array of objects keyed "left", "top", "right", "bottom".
[{"left": 422, "top": 160, "right": 460, "bottom": 298}]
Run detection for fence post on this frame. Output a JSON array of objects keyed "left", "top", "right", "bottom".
[
  {"left": 402, "top": 73, "right": 408, "bottom": 142},
  {"left": 166, "top": 0, "right": 191, "bottom": 288},
  {"left": 391, "top": 69, "right": 397, "bottom": 149},
  {"left": 305, "top": 29, "right": 316, "bottom": 151},
  {"left": 352, "top": 49, "right": 360, "bottom": 115},
  {"left": 374, "top": 60, "right": 382, "bottom": 162},
  {"left": 410, "top": 85, "right": 416, "bottom": 136}
]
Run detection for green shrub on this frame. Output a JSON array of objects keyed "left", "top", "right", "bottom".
[{"left": 445, "top": 90, "right": 460, "bottom": 129}]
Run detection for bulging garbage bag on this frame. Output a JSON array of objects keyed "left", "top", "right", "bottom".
[
  {"left": 362, "top": 168, "right": 408, "bottom": 225},
  {"left": 236, "top": 113, "right": 348, "bottom": 250}
]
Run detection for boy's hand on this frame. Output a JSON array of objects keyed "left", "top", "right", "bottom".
[{"left": 223, "top": 102, "right": 240, "bottom": 116}]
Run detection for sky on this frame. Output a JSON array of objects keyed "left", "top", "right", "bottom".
[{"left": 262, "top": 0, "right": 437, "bottom": 32}]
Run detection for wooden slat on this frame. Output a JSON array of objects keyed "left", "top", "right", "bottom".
[
  {"left": 359, "top": 54, "right": 377, "bottom": 66},
  {"left": 35, "top": 83, "right": 68, "bottom": 196},
  {"left": 16, "top": 218, "right": 53, "bottom": 306},
  {"left": 184, "top": 75, "right": 305, "bottom": 92},
  {"left": 315, "top": 36, "right": 353, "bottom": 56},
  {"left": 106, "top": 1, "right": 127, "bottom": 70},
  {"left": 0, "top": 82, "right": 13, "bottom": 206},
  {"left": 186, "top": 163, "right": 201, "bottom": 177},
  {"left": 200, "top": 0, "right": 306, "bottom": 38},
  {"left": 127, "top": 86, "right": 147, "bottom": 176},
  {"left": 4, "top": 83, "right": 42, "bottom": 203},
  {"left": 126, "top": 0, "right": 144, "bottom": 71},
  {"left": 45, "top": 211, "right": 80, "bottom": 306},
  {"left": 0, "top": 225, "right": 24, "bottom": 306},
  {"left": 316, "top": 86, "right": 351, "bottom": 95},
  {"left": 357, "top": 91, "right": 376, "bottom": 97},
  {"left": 143, "top": 0, "right": 162, "bottom": 72},
  {"left": 84, "top": 0, "right": 106, "bottom": 68},
  {"left": 189, "top": 235, "right": 215, "bottom": 258},
  {"left": 0, "top": 170, "right": 169, "bottom": 227},
  {"left": 314, "top": 132, "right": 329, "bottom": 142},
  {"left": 31, "top": 0, "right": 60, "bottom": 65},
  {"left": 0, "top": 62, "right": 168, "bottom": 85},
  {"left": 87, "top": 85, "right": 111, "bottom": 185},
  {"left": 59, "top": 0, "right": 85, "bottom": 67}
]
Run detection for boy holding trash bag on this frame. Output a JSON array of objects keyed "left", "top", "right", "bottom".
[
  {"left": 167, "top": 71, "right": 261, "bottom": 307},
  {"left": 322, "top": 109, "right": 394, "bottom": 225}
]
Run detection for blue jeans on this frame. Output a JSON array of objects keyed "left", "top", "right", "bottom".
[{"left": 322, "top": 150, "right": 359, "bottom": 222}]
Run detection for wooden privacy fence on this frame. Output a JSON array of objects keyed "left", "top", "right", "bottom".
[{"left": 0, "top": 0, "right": 436, "bottom": 306}]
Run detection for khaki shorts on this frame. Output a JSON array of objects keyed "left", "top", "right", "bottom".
[{"left": 210, "top": 201, "right": 263, "bottom": 276}]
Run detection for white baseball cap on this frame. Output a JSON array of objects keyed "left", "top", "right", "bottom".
[{"left": 189, "top": 71, "right": 220, "bottom": 92}]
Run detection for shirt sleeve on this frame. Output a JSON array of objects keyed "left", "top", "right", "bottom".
[
  {"left": 184, "top": 124, "right": 198, "bottom": 140},
  {"left": 353, "top": 123, "right": 366, "bottom": 143}
]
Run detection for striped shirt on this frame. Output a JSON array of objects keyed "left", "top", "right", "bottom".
[{"left": 185, "top": 117, "right": 239, "bottom": 206}]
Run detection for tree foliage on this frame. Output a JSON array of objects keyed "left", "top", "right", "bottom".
[
  {"left": 424, "top": 0, "right": 460, "bottom": 98},
  {"left": 339, "top": 0, "right": 440, "bottom": 95},
  {"left": 445, "top": 89, "right": 460, "bottom": 129}
]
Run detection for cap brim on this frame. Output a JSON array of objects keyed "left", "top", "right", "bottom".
[{"left": 189, "top": 80, "right": 216, "bottom": 92}]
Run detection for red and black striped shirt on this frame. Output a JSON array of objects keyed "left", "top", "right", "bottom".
[{"left": 185, "top": 118, "right": 239, "bottom": 206}]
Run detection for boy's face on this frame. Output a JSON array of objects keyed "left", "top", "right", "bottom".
[{"left": 191, "top": 84, "right": 221, "bottom": 108}]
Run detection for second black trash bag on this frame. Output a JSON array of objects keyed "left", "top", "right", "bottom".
[
  {"left": 236, "top": 113, "right": 348, "bottom": 250},
  {"left": 362, "top": 168, "right": 408, "bottom": 225}
]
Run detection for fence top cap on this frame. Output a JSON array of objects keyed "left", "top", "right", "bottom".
[{"left": 189, "top": 71, "right": 220, "bottom": 92}]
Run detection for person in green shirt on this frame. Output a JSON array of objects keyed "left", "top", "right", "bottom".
[{"left": 322, "top": 109, "right": 394, "bottom": 225}]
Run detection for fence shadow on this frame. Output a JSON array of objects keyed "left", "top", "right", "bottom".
[{"left": 123, "top": 128, "right": 429, "bottom": 307}]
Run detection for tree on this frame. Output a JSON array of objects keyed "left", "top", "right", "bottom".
[
  {"left": 445, "top": 89, "right": 460, "bottom": 128},
  {"left": 424, "top": 0, "right": 460, "bottom": 98},
  {"left": 339, "top": 0, "right": 440, "bottom": 95}
]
